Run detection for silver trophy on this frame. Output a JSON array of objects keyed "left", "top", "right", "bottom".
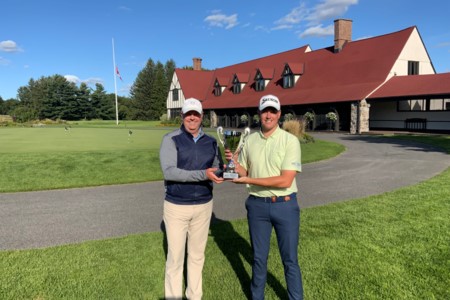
[{"left": 216, "top": 126, "right": 250, "bottom": 179}]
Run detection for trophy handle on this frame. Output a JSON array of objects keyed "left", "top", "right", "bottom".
[
  {"left": 234, "top": 127, "right": 250, "bottom": 156},
  {"left": 216, "top": 126, "right": 225, "bottom": 148}
]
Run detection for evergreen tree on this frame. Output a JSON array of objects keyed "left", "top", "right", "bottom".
[
  {"left": 77, "top": 83, "right": 93, "bottom": 120},
  {"left": 116, "top": 95, "right": 132, "bottom": 120},
  {"left": 0, "top": 96, "right": 4, "bottom": 114},
  {"left": 129, "top": 59, "right": 155, "bottom": 120},
  {"left": 164, "top": 59, "right": 176, "bottom": 88},
  {"left": 17, "top": 79, "right": 42, "bottom": 120},
  {"left": 39, "top": 75, "right": 78, "bottom": 120},
  {"left": 149, "top": 61, "right": 168, "bottom": 119},
  {"left": 91, "top": 83, "right": 114, "bottom": 119}
]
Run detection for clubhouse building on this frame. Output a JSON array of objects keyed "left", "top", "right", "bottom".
[{"left": 166, "top": 19, "right": 450, "bottom": 134}]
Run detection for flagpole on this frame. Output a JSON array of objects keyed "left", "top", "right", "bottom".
[{"left": 112, "top": 38, "right": 119, "bottom": 125}]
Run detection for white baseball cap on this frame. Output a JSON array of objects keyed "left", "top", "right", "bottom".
[
  {"left": 182, "top": 98, "right": 203, "bottom": 114},
  {"left": 259, "top": 94, "right": 281, "bottom": 111}
]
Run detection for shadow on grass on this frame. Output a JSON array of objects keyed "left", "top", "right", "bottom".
[
  {"left": 210, "top": 213, "right": 288, "bottom": 299},
  {"left": 159, "top": 214, "right": 289, "bottom": 299}
]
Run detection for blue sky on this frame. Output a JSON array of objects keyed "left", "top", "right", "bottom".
[{"left": 1, "top": 0, "right": 449, "bottom": 100}]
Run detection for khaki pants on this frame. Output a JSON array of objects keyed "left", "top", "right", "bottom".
[{"left": 164, "top": 200, "right": 213, "bottom": 300}]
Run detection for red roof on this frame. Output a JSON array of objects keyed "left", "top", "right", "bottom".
[
  {"left": 175, "top": 26, "right": 446, "bottom": 110},
  {"left": 370, "top": 73, "right": 450, "bottom": 98},
  {"left": 174, "top": 69, "right": 214, "bottom": 101}
]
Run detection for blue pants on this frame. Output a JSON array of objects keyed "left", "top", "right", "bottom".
[{"left": 245, "top": 193, "right": 303, "bottom": 300}]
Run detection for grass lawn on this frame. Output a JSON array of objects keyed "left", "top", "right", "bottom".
[
  {"left": 0, "top": 125, "right": 448, "bottom": 299},
  {"left": 0, "top": 125, "right": 343, "bottom": 192}
]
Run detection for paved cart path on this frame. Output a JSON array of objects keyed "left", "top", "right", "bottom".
[{"left": 1, "top": 133, "right": 449, "bottom": 250}]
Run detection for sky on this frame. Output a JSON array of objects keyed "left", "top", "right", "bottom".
[{"left": 1, "top": 0, "right": 449, "bottom": 100}]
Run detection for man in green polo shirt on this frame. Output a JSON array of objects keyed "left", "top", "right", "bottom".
[{"left": 227, "top": 94, "right": 303, "bottom": 300}]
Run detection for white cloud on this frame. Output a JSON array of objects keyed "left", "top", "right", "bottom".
[
  {"left": 204, "top": 12, "right": 238, "bottom": 29},
  {"left": 306, "top": 0, "right": 358, "bottom": 24},
  {"left": 84, "top": 77, "right": 103, "bottom": 85},
  {"left": 299, "top": 24, "right": 334, "bottom": 38},
  {"left": 271, "top": 0, "right": 358, "bottom": 37},
  {"left": 64, "top": 75, "right": 80, "bottom": 84},
  {"left": 0, "top": 40, "right": 23, "bottom": 53},
  {"left": 273, "top": 3, "right": 308, "bottom": 28},
  {"left": 272, "top": 24, "right": 294, "bottom": 31},
  {"left": 64, "top": 76, "right": 104, "bottom": 87}
]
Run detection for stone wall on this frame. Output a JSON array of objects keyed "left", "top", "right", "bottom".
[{"left": 350, "top": 100, "right": 370, "bottom": 134}]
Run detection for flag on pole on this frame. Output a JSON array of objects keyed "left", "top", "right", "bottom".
[{"left": 116, "top": 66, "right": 123, "bottom": 81}]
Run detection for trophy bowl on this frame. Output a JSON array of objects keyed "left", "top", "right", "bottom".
[{"left": 216, "top": 127, "right": 250, "bottom": 179}]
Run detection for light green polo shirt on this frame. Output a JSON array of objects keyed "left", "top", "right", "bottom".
[{"left": 238, "top": 126, "right": 302, "bottom": 197}]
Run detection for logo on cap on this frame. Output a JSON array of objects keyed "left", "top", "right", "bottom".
[{"left": 259, "top": 94, "right": 280, "bottom": 111}]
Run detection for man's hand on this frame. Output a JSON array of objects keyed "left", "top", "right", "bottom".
[
  {"left": 206, "top": 168, "right": 224, "bottom": 184},
  {"left": 224, "top": 149, "right": 236, "bottom": 161},
  {"left": 224, "top": 149, "right": 247, "bottom": 177},
  {"left": 232, "top": 176, "right": 248, "bottom": 184}
]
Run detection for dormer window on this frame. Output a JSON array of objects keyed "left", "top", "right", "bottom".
[
  {"left": 255, "top": 71, "right": 265, "bottom": 91},
  {"left": 232, "top": 76, "right": 241, "bottom": 94},
  {"left": 214, "top": 80, "right": 222, "bottom": 96},
  {"left": 282, "top": 66, "right": 294, "bottom": 89}
]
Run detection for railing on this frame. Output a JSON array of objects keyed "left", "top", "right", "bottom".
[{"left": 404, "top": 118, "right": 427, "bottom": 131}]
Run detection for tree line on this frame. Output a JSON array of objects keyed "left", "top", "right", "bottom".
[{"left": 0, "top": 58, "right": 176, "bottom": 122}]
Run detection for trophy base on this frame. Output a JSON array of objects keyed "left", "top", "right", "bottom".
[{"left": 223, "top": 172, "right": 239, "bottom": 180}]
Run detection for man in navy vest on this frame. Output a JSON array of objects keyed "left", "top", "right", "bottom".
[{"left": 160, "top": 98, "right": 224, "bottom": 300}]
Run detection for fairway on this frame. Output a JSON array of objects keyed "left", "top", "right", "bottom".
[
  {"left": 0, "top": 127, "right": 171, "bottom": 153},
  {"left": 0, "top": 126, "right": 174, "bottom": 192},
  {"left": 0, "top": 125, "right": 345, "bottom": 192}
]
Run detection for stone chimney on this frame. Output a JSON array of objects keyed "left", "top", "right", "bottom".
[
  {"left": 193, "top": 57, "right": 202, "bottom": 71},
  {"left": 334, "top": 19, "right": 352, "bottom": 53}
]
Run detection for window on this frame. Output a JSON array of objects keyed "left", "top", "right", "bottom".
[
  {"left": 429, "top": 98, "right": 450, "bottom": 111},
  {"left": 282, "top": 67, "right": 294, "bottom": 89},
  {"left": 254, "top": 72, "right": 265, "bottom": 91},
  {"left": 172, "top": 88, "right": 179, "bottom": 101},
  {"left": 232, "top": 77, "right": 241, "bottom": 94},
  {"left": 398, "top": 98, "right": 450, "bottom": 111},
  {"left": 398, "top": 99, "right": 426, "bottom": 111},
  {"left": 214, "top": 80, "right": 221, "bottom": 96},
  {"left": 408, "top": 61, "right": 419, "bottom": 75}
]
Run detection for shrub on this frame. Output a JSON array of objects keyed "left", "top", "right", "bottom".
[
  {"left": 300, "top": 132, "right": 315, "bottom": 143},
  {"left": 284, "top": 113, "right": 295, "bottom": 121},
  {"left": 304, "top": 112, "right": 315, "bottom": 122},
  {"left": 160, "top": 114, "right": 181, "bottom": 126},
  {"left": 160, "top": 114, "right": 168, "bottom": 122},
  {"left": 202, "top": 115, "right": 211, "bottom": 127},
  {"left": 326, "top": 112, "right": 338, "bottom": 121},
  {"left": 282, "top": 119, "right": 305, "bottom": 138}
]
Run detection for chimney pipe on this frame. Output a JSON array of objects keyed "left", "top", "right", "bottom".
[
  {"left": 193, "top": 57, "right": 202, "bottom": 71},
  {"left": 334, "top": 19, "right": 352, "bottom": 53}
]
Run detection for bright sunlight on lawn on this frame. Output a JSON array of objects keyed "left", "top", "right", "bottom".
[
  {"left": 0, "top": 123, "right": 448, "bottom": 299},
  {"left": 0, "top": 124, "right": 343, "bottom": 192}
]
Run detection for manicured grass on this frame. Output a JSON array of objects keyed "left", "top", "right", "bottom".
[
  {"left": 0, "top": 135, "right": 448, "bottom": 299},
  {"left": 67, "top": 120, "right": 163, "bottom": 128},
  {"left": 0, "top": 168, "right": 448, "bottom": 299},
  {"left": 0, "top": 126, "right": 343, "bottom": 192}
]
